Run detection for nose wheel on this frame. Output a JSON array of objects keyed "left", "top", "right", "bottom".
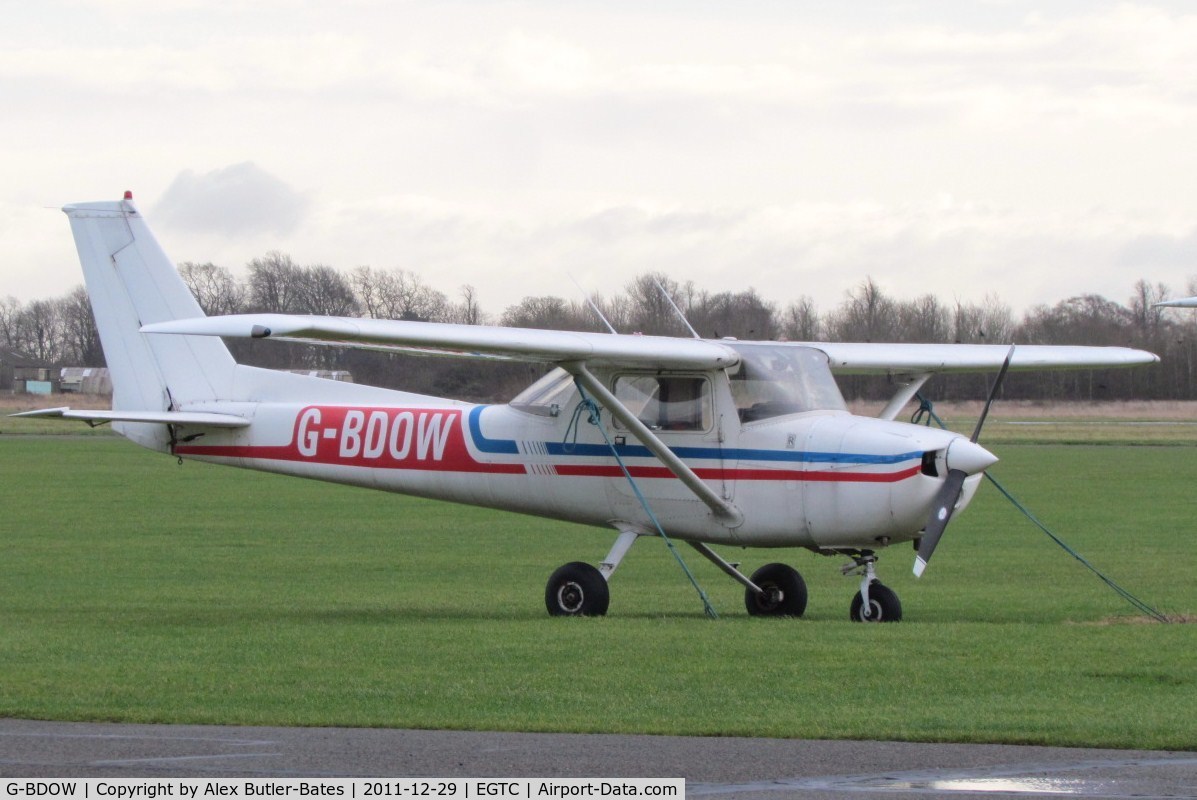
[
  {"left": 843, "top": 551, "right": 903, "bottom": 623},
  {"left": 850, "top": 581, "right": 902, "bottom": 622}
]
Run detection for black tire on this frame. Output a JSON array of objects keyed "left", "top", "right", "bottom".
[
  {"left": 744, "top": 563, "right": 808, "bottom": 617},
  {"left": 545, "top": 562, "right": 610, "bottom": 617},
  {"left": 850, "top": 581, "right": 902, "bottom": 622}
]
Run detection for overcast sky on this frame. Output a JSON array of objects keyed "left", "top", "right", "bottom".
[{"left": 3, "top": 1, "right": 1197, "bottom": 320}]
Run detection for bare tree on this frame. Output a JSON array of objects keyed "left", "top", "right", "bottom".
[
  {"left": 1128, "top": 279, "right": 1170, "bottom": 340},
  {"left": 1018, "top": 295, "right": 1133, "bottom": 346},
  {"left": 827, "top": 278, "right": 898, "bottom": 342},
  {"left": 781, "top": 296, "right": 822, "bottom": 341},
  {"left": 452, "top": 284, "right": 485, "bottom": 325},
  {"left": 179, "top": 262, "right": 245, "bottom": 316},
  {"left": 624, "top": 272, "right": 696, "bottom": 336},
  {"left": 895, "top": 294, "right": 949, "bottom": 343},
  {"left": 351, "top": 266, "right": 448, "bottom": 321},
  {"left": 296, "top": 265, "right": 359, "bottom": 317},
  {"left": 501, "top": 296, "right": 596, "bottom": 331},
  {"left": 688, "top": 289, "right": 779, "bottom": 340},
  {"left": 0, "top": 296, "right": 20, "bottom": 348},
  {"left": 247, "top": 252, "right": 304, "bottom": 313},
  {"left": 56, "top": 286, "right": 102, "bottom": 365},
  {"left": 13, "top": 299, "right": 63, "bottom": 362},
  {"left": 952, "top": 294, "right": 1013, "bottom": 344}
]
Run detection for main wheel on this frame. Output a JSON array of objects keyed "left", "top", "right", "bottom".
[
  {"left": 744, "top": 563, "right": 808, "bottom": 617},
  {"left": 545, "top": 562, "right": 610, "bottom": 617},
  {"left": 850, "top": 581, "right": 902, "bottom": 622}
]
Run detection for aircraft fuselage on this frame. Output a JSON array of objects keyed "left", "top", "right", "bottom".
[{"left": 173, "top": 362, "right": 981, "bottom": 553}]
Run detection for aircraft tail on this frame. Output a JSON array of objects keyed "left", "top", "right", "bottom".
[{"left": 64, "top": 193, "right": 238, "bottom": 450}]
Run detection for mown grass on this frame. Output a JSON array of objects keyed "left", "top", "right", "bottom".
[{"left": 1, "top": 435, "right": 1195, "bottom": 749}]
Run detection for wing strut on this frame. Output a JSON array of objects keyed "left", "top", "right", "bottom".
[
  {"left": 566, "top": 363, "right": 743, "bottom": 527},
  {"left": 878, "top": 373, "right": 932, "bottom": 421},
  {"left": 688, "top": 541, "right": 763, "bottom": 594}
]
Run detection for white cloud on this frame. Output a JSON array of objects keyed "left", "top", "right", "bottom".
[
  {"left": 153, "top": 164, "right": 308, "bottom": 237},
  {"left": 3, "top": 1, "right": 1197, "bottom": 323}
]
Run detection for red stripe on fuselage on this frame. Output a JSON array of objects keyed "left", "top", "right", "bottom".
[
  {"left": 176, "top": 406, "right": 524, "bottom": 474},
  {"left": 175, "top": 404, "right": 921, "bottom": 483},
  {"left": 555, "top": 465, "right": 922, "bottom": 482}
]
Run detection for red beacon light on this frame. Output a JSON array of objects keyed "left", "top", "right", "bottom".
[{"left": 124, "top": 190, "right": 133, "bottom": 200}]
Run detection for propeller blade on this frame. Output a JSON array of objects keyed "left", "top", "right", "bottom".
[
  {"left": 971, "top": 344, "right": 1015, "bottom": 442},
  {"left": 914, "top": 468, "right": 967, "bottom": 577},
  {"left": 916, "top": 346, "right": 1011, "bottom": 578}
]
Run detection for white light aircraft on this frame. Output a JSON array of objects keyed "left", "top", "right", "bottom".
[{"left": 17, "top": 194, "right": 1160, "bottom": 621}]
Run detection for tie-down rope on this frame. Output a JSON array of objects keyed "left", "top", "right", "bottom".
[
  {"left": 912, "top": 393, "right": 1170, "bottom": 623},
  {"left": 566, "top": 381, "right": 719, "bottom": 618}
]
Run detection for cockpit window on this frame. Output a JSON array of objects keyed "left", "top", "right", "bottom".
[
  {"left": 612, "top": 374, "right": 712, "bottom": 432},
  {"left": 509, "top": 368, "right": 577, "bottom": 417},
  {"left": 727, "top": 344, "right": 847, "bottom": 422}
]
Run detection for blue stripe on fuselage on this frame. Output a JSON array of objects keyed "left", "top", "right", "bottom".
[{"left": 468, "top": 405, "right": 922, "bottom": 465}]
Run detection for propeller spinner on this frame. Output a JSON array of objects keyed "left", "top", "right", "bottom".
[{"left": 913, "top": 345, "right": 1014, "bottom": 577}]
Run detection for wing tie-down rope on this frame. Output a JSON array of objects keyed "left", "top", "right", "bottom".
[
  {"left": 913, "top": 392, "right": 1170, "bottom": 623},
  {"left": 568, "top": 380, "right": 719, "bottom": 619}
]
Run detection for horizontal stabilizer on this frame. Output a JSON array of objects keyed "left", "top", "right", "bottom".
[{"left": 9, "top": 407, "right": 250, "bottom": 428}]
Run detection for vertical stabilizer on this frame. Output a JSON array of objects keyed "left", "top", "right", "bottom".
[{"left": 64, "top": 193, "right": 236, "bottom": 450}]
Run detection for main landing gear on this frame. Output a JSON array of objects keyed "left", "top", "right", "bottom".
[
  {"left": 543, "top": 533, "right": 901, "bottom": 622},
  {"left": 545, "top": 562, "right": 609, "bottom": 617},
  {"left": 544, "top": 529, "right": 639, "bottom": 617},
  {"left": 743, "top": 563, "right": 808, "bottom": 617}
]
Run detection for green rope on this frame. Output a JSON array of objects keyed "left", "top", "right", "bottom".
[
  {"left": 911, "top": 393, "right": 948, "bottom": 429},
  {"left": 912, "top": 393, "right": 1170, "bottom": 623},
  {"left": 570, "top": 380, "right": 719, "bottom": 619},
  {"left": 983, "top": 474, "right": 1169, "bottom": 622}
]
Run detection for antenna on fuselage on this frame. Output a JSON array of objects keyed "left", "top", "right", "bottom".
[
  {"left": 654, "top": 277, "right": 702, "bottom": 340},
  {"left": 568, "top": 273, "right": 619, "bottom": 334}
]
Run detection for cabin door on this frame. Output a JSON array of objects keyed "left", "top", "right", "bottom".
[{"left": 603, "top": 372, "right": 735, "bottom": 517}]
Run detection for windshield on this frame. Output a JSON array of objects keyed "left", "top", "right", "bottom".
[{"left": 727, "top": 344, "right": 847, "bottom": 422}]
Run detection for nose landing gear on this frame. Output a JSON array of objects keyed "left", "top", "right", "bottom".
[{"left": 842, "top": 551, "right": 903, "bottom": 623}]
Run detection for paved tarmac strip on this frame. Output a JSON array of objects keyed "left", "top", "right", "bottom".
[{"left": 1, "top": 719, "right": 1194, "bottom": 799}]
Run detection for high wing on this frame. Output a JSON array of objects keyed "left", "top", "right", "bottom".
[
  {"left": 805, "top": 342, "right": 1158, "bottom": 374},
  {"left": 142, "top": 314, "right": 1158, "bottom": 373},
  {"left": 141, "top": 314, "right": 739, "bottom": 371},
  {"left": 1155, "top": 296, "right": 1197, "bottom": 308}
]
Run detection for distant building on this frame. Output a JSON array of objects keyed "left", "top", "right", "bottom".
[
  {"left": 1, "top": 348, "right": 57, "bottom": 394},
  {"left": 2, "top": 360, "right": 353, "bottom": 396},
  {"left": 59, "top": 367, "right": 113, "bottom": 395}
]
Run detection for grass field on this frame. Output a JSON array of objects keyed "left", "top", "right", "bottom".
[{"left": 2, "top": 419, "right": 1196, "bottom": 750}]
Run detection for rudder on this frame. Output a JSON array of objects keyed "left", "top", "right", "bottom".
[{"left": 65, "top": 193, "right": 237, "bottom": 450}]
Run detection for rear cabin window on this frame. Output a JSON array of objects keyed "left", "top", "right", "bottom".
[
  {"left": 509, "top": 368, "right": 577, "bottom": 416},
  {"left": 613, "top": 375, "right": 712, "bottom": 432}
]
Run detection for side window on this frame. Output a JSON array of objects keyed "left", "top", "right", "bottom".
[
  {"left": 613, "top": 375, "right": 711, "bottom": 432},
  {"left": 509, "top": 368, "right": 577, "bottom": 417}
]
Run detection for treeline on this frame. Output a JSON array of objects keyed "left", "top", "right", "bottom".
[{"left": 2, "top": 253, "right": 1194, "bottom": 403}]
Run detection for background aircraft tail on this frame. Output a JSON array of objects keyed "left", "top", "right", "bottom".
[{"left": 64, "top": 193, "right": 237, "bottom": 450}]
